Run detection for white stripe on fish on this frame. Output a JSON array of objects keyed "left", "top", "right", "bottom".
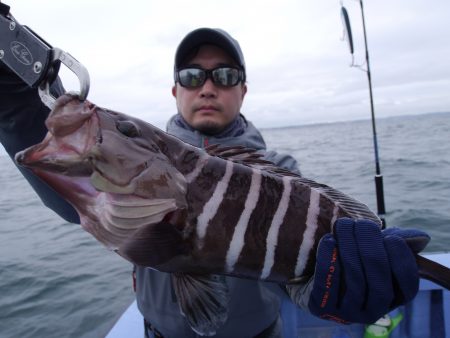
[
  {"left": 185, "top": 153, "right": 209, "bottom": 183},
  {"left": 196, "top": 160, "right": 234, "bottom": 244},
  {"left": 225, "top": 168, "right": 262, "bottom": 273},
  {"left": 260, "top": 176, "right": 293, "bottom": 279},
  {"left": 295, "top": 188, "right": 320, "bottom": 276},
  {"left": 331, "top": 204, "right": 339, "bottom": 230}
]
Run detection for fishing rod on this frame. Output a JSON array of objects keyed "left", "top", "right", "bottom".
[{"left": 340, "top": 0, "right": 386, "bottom": 226}]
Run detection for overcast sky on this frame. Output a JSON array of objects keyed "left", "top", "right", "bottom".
[{"left": 3, "top": 0, "right": 450, "bottom": 132}]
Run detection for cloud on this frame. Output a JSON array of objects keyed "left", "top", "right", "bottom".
[{"left": 1, "top": 0, "right": 449, "bottom": 145}]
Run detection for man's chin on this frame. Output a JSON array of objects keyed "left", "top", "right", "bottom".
[{"left": 193, "top": 121, "right": 225, "bottom": 136}]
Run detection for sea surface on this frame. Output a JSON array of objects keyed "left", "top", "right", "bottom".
[{"left": 0, "top": 112, "right": 449, "bottom": 338}]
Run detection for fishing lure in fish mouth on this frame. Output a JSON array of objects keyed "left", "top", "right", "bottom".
[{"left": 15, "top": 94, "right": 450, "bottom": 336}]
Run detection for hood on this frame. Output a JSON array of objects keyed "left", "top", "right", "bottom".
[{"left": 166, "top": 114, "right": 268, "bottom": 150}]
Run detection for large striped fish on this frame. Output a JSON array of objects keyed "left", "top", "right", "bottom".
[{"left": 15, "top": 94, "right": 450, "bottom": 335}]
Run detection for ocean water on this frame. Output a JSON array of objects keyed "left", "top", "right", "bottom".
[
  {"left": 261, "top": 112, "right": 450, "bottom": 252},
  {"left": 0, "top": 112, "right": 449, "bottom": 337}
]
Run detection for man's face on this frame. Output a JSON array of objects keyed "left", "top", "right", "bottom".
[{"left": 172, "top": 45, "right": 247, "bottom": 135}]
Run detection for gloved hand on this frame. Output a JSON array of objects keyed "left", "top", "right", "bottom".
[{"left": 288, "top": 218, "right": 430, "bottom": 324}]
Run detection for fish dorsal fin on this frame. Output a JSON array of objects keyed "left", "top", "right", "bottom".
[
  {"left": 206, "top": 145, "right": 380, "bottom": 224},
  {"left": 298, "top": 176, "right": 382, "bottom": 226},
  {"left": 205, "top": 144, "right": 262, "bottom": 161},
  {"left": 204, "top": 144, "right": 300, "bottom": 178},
  {"left": 172, "top": 273, "right": 229, "bottom": 336}
]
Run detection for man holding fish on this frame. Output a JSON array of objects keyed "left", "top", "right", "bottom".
[{"left": 0, "top": 6, "right": 432, "bottom": 336}]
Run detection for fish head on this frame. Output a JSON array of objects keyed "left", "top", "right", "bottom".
[{"left": 15, "top": 94, "right": 187, "bottom": 253}]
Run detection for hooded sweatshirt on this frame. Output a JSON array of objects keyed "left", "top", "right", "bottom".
[{"left": 133, "top": 114, "right": 300, "bottom": 337}]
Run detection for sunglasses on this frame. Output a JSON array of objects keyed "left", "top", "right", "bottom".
[{"left": 175, "top": 66, "right": 245, "bottom": 88}]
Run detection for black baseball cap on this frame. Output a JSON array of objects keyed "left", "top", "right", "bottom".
[{"left": 174, "top": 28, "right": 246, "bottom": 73}]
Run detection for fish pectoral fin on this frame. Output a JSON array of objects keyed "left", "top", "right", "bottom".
[
  {"left": 118, "top": 221, "right": 184, "bottom": 268},
  {"left": 171, "top": 273, "right": 229, "bottom": 336},
  {"left": 103, "top": 196, "right": 178, "bottom": 230}
]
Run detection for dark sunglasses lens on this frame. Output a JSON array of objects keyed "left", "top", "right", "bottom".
[
  {"left": 212, "top": 68, "right": 240, "bottom": 86},
  {"left": 177, "top": 67, "right": 242, "bottom": 87},
  {"left": 178, "top": 69, "right": 205, "bottom": 87}
]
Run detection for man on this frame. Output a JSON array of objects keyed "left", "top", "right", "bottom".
[
  {"left": 122, "top": 28, "right": 429, "bottom": 337},
  {"left": 0, "top": 19, "right": 428, "bottom": 338},
  {"left": 135, "top": 28, "right": 299, "bottom": 337}
]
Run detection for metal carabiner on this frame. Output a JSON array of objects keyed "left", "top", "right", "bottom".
[{"left": 38, "top": 47, "right": 90, "bottom": 109}]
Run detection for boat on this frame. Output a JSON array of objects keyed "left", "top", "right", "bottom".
[{"left": 106, "top": 253, "right": 449, "bottom": 338}]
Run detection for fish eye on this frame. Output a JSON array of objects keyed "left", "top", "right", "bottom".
[{"left": 116, "top": 120, "right": 141, "bottom": 138}]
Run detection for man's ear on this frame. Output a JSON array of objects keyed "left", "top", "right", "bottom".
[
  {"left": 172, "top": 85, "right": 177, "bottom": 98},
  {"left": 241, "top": 84, "right": 247, "bottom": 99}
]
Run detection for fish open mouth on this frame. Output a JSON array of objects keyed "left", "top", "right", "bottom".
[
  {"left": 15, "top": 144, "right": 142, "bottom": 203},
  {"left": 30, "top": 168, "right": 98, "bottom": 201},
  {"left": 16, "top": 151, "right": 94, "bottom": 177},
  {"left": 14, "top": 94, "right": 101, "bottom": 177}
]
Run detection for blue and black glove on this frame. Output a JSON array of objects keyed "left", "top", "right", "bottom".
[{"left": 287, "top": 218, "right": 430, "bottom": 324}]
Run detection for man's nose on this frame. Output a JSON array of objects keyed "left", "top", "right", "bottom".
[{"left": 199, "top": 78, "right": 218, "bottom": 98}]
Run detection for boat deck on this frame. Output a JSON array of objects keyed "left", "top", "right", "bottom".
[{"left": 107, "top": 253, "right": 450, "bottom": 338}]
